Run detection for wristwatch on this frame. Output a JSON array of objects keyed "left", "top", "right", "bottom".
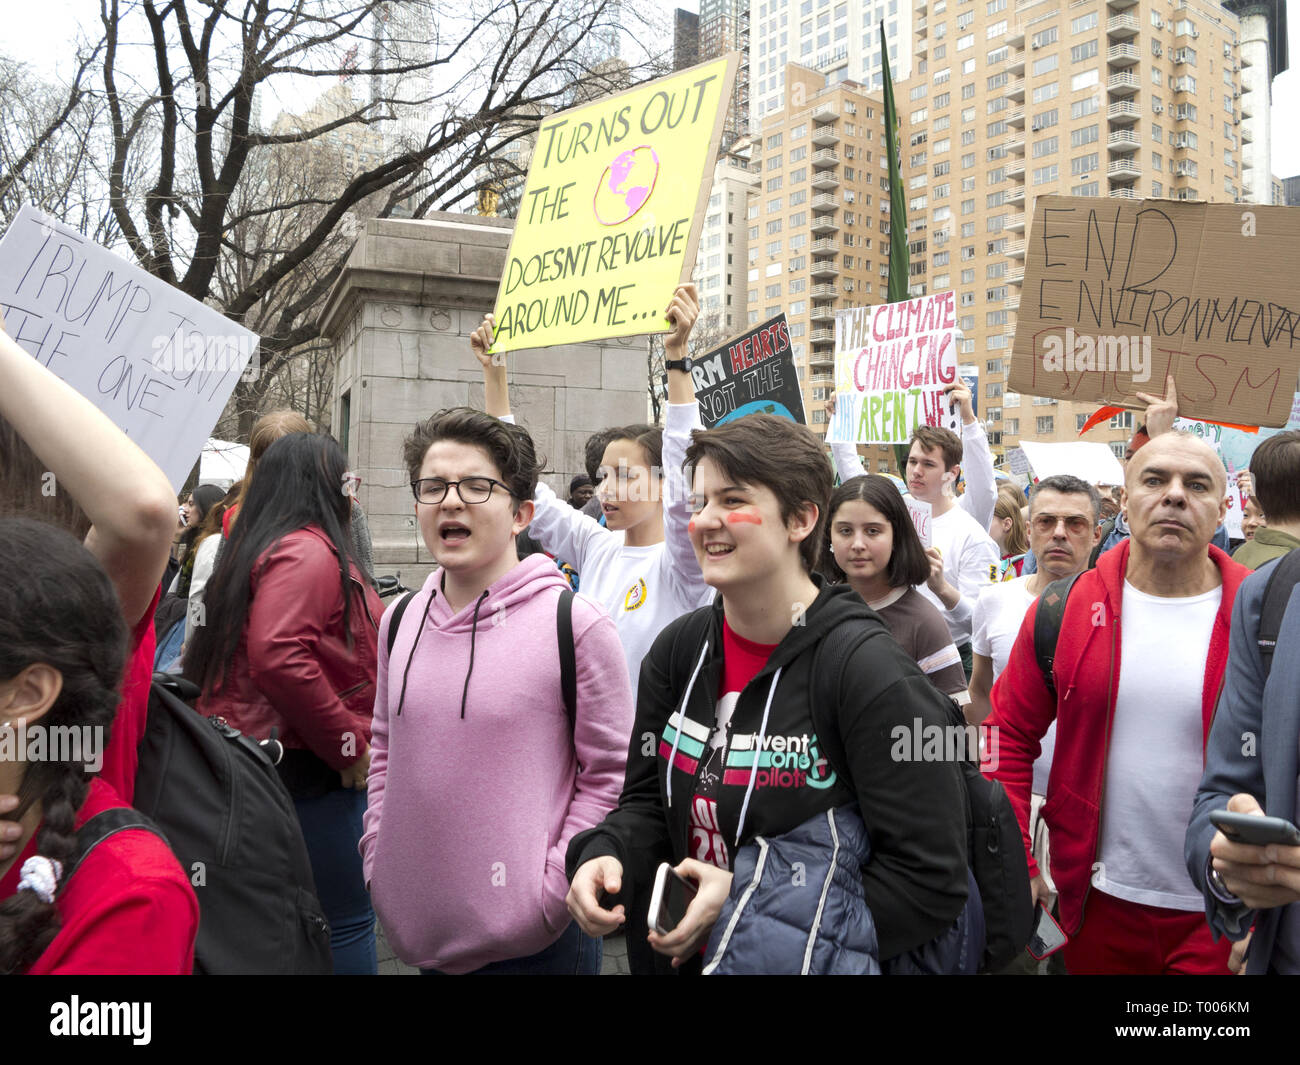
[
  {"left": 664, "top": 356, "right": 694, "bottom": 375},
  {"left": 1207, "top": 864, "right": 1240, "bottom": 904}
]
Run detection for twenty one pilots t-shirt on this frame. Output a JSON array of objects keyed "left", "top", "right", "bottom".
[{"left": 688, "top": 619, "right": 778, "bottom": 871}]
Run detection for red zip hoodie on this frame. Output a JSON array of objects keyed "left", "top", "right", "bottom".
[{"left": 984, "top": 539, "right": 1248, "bottom": 935}]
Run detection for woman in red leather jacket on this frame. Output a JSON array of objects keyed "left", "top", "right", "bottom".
[{"left": 184, "top": 432, "right": 382, "bottom": 974}]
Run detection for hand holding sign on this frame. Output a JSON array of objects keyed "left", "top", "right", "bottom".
[
  {"left": 943, "top": 378, "right": 975, "bottom": 427},
  {"left": 470, "top": 313, "right": 498, "bottom": 368},
  {"left": 664, "top": 283, "right": 700, "bottom": 357},
  {"left": 1136, "top": 374, "right": 1179, "bottom": 439}
]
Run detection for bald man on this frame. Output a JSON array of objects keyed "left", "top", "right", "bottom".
[{"left": 984, "top": 433, "right": 1252, "bottom": 974}]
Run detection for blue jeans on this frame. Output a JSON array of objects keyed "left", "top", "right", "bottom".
[
  {"left": 421, "top": 920, "right": 602, "bottom": 975},
  {"left": 293, "top": 787, "right": 376, "bottom": 975}
]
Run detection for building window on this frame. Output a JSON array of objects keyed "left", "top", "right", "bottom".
[{"left": 1036, "top": 416, "right": 1055, "bottom": 434}]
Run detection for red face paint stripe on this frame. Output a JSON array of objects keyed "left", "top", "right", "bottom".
[{"left": 726, "top": 511, "right": 762, "bottom": 525}]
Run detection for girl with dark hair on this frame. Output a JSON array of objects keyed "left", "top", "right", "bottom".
[
  {"left": 184, "top": 432, "right": 382, "bottom": 975},
  {"left": 473, "top": 286, "right": 714, "bottom": 688},
  {"left": 823, "top": 475, "right": 970, "bottom": 703},
  {"left": 0, "top": 313, "right": 176, "bottom": 859},
  {"left": 0, "top": 518, "right": 197, "bottom": 974},
  {"left": 155, "top": 483, "right": 227, "bottom": 669}
]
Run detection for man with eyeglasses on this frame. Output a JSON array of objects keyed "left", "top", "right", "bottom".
[
  {"left": 983, "top": 432, "right": 1250, "bottom": 974},
  {"left": 968, "top": 475, "right": 1101, "bottom": 972}
]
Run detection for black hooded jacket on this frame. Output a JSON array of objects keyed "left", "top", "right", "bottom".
[{"left": 567, "top": 579, "right": 970, "bottom": 961}]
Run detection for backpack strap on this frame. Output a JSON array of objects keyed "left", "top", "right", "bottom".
[
  {"left": 1257, "top": 549, "right": 1300, "bottom": 681},
  {"left": 1033, "top": 571, "right": 1083, "bottom": 700},
  {"left": 1089, "top": 518, "right": 1117, "bottom": 569},
  {"left": 557, "top": 589, "right": 576, "bottom": 728},
  {"left": 61, "top": 808, "right": 169, "bottom": 897},
  {"left": 384, "top": 591, "right": 416, "bottom": 660}
]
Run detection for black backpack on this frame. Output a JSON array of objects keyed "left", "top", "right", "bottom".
[
  {"left": 1255, "top": 548, "right": 1300, "bottom": 681},
  {"left": 104, "top": 674, "right": 334, "bottom": 974},
  {"left": 811, "top": 623, "right": 1034, "bottom": 973}
]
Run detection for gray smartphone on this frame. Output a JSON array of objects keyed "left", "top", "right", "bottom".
[{"left": 1210, "top": 809, "right": 1300, "bottom": 847}]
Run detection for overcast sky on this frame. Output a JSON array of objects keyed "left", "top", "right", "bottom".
[{"left": 11, "top": 0, "right": 1300, "bottom": 179}]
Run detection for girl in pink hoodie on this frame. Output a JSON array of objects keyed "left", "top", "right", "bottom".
[{"left": 360, "top": 408, "right": 633, "bottom": 974}]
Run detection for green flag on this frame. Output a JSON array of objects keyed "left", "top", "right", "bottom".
[
  {"left": 881, "top": 24, "right": 911, "bottom": 474},
  {"left": 880, "top": 24, "right": 909, "bottom": 305}
]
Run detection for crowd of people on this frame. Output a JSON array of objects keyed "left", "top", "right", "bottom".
[{"left": 3, "top": 285, "right": 1300, "bottom": 977}]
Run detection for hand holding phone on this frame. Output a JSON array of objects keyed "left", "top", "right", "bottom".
[
  {"left": 1210, "top": 808, "right": 1300, "bottom": 848},
  {"left": 1026, "top": 903, "right": 1067, "bottom": 961}
]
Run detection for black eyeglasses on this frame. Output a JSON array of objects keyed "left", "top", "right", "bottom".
[{"left": 410, "top": 476, "right": 513, "bottom": 505}]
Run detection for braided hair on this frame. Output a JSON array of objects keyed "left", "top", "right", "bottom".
[{"left": 0, "top": 517, "right": 127, "bottom": 974}]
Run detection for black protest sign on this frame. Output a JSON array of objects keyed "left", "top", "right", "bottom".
[{"left": 691, "top": 314, "right": 806, "bottom": 429}]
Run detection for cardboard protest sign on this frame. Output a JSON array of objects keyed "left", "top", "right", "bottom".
[
  {"left": 0, "top": 205, "right": 257, "bottom": 491},
  {"left": 489, "top": 55, "right": 739, "bottom": 354},
  {"left": 1019, "top": 440, "right": 1126, "bottom": 486},
  {"left": 826, "top": 292, "right": 961, "bottom": 446},
  {"left": 1006, "top": 446, "right": 1029, "bottom": 476},
  {"left": 693, "top": 314, "right": 806, "bottom": 428},
  {"left": 1009, "top": 196, "right": 1300, "bottom": 427},
  {"left": 906, "top": 496, "right": 933, "bottom": 548}
]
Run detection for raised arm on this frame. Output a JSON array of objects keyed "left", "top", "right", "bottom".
[
  {"left": 660, "top": 285, "right": 709, "bottom": 607},
  {"left": 471, "top": 313, "right": 511, "bottom": 418},
  {"left": 823, "top": 395, "right": 866, "bottom": 480},
  {"left": 0, "top": 315, "right": 177, "bottom": 627},
  {"left": 948, "top": 379, "right": 996, "bottom": 530}
]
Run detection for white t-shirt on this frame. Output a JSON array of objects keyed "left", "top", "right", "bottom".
[
  {"left": 916, "top": 504, "right": 999, "bottom": 647},
  {"left": 972, "top": 576, "right": 1056, "bottom": 796},
  {"left": 1096, "top": 579, "right": 1222, "bottom": 911},
  {"left": 517, "top": 403, "right": 714, "bottom": 687}
]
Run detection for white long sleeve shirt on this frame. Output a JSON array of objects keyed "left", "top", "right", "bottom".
[{"left": 509, "top": 403, "right": 714, "bottom": 686}]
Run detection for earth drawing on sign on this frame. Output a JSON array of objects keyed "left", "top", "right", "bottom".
[{"left": 593, "top": 146, "right": 660, "bottom": 226}]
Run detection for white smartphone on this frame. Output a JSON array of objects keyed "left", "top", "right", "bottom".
[
  {"left": 1026, "top": 903, "right": 1067, "bottom": 960},
  {"left": 647, "top": 862, "right": 697, "bottom": 935}
]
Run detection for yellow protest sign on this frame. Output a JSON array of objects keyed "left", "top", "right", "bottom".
[{"left": 489, "top": 55, "right": 739, "bottom": 354}]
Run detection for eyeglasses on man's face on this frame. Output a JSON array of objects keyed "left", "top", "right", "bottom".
[
  {"left": 1031, "top": 513, "right": 1092, "bottom": 535},
  {"left": 410, "top": 476, "right": 513, "bottom": 505}
]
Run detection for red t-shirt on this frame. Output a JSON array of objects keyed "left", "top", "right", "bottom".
[
  {"left": 99, "top": 587, "right": 160, "bottom": 804},
  {"left": 688, "top": 619, "right": 778, "bottom": 871},
  {"left": 0, "top": 777, "right": 198, "bottom": 974}
]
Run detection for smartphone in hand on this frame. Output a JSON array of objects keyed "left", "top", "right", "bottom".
[
  {"left": 648, "top": 862, "right": 698, "bottom": 935},
  {"left": 1210, "top": 809, "right": 1300, "bottom": 847},
  {"left": 1026, "top": 903, "right": 1067, "bottom": 961}
]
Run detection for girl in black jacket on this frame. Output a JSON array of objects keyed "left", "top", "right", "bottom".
[{"left": 565, "top": 414, "right": 970, "bottom": 972}]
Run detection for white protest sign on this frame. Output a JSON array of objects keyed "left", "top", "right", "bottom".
[
  {"left": 1006, "top": 447, "right": 1030, "bottom": 476},
  {"left": 1020, "top": 440, "right": 1126, "bottom": 486},
  {"left": 906, "top": 496, "right": 933, "bottom": 548},
  {"left": 827, "top": 292, "right": 961, "bottom": 445},
  {"left": 0, "top": 205, "right": 258, "bottom": 490}
]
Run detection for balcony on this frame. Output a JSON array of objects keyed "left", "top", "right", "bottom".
[
  {"left": 1108, "top": 158, "right": 1142, "bottom": 178},
  {"left": 1110, "top": 187, "right": 1140, "bottom": 198},
  {"left": 811, "top": 303, "right": 836, "bottom": 322},
  {"left": 810, "top": 327, "right": 836, "bottom": 344},
  {"left": 810, "top": 351, "right": 836, "bottom": 371},
  {"left": 811, "top": 101, "right": 838, "bottom": 123},
  {"left": 1005, "top": 212, "right": 1026, "bottom": 231},
  {"left": 811, "top": 257, "right": 840, "bottom": 278},
  {"left": 1005, "top": 77, "right": 1026, "bottom": 100},
  {"left": 812, "top": 124, "right": 841, "bottom": 147},
  {"left": 812, "top": 238, "right": 840, "bottom": 254},
  {"left": 1004, "top": 133, "right": 1026, "bottom": 155},
  {"left": 812, "top": 149, "right": 841, "bottom": 167},
  {"left": 1106, "top": 13, "right": 1139, "bottom": 38},
  {"left": 1241, "top": 123, "right": 1254, "bottom": 143},
  {"left": 1107, "top": 43, "right": 1140, "bottom": 67},
  {"left": 811, "top": 193, "right": 840, "bottom": 211},
  {"left": 811, "top": 168, "right": 841, "bottom": 190},
  {"left": 1006, "top": 24, "right": 1025, "bottom": 46},
  {"left": 1006, "top": 239, "right": 1027, "bottom": 259},
  {"left": 1107, "top": 72, "right": 1140, "bottom": 95},
  {"left": 1108, "top": 100, "right": 1140, "bottom": 123},
  {"left": 1107, "top": 0, "right": 1138, "bottom": 8},
  {"left": 1006, "top": 158, "right": 1026, "bottom": 178},
  {"left": 1005, "top": 293, "right": 1021, "bottom": 310},
  {"left": 1005, "top": 48, "right": 1026, "bottom": 75},
  {"left": 916, "top": 17, "right": 928, "bottom": 34},
  {"left": 1240, "top": 97, "right": 1254, "bottom": 118},
  {"left": 1009, "top": 268, "right": 1025, "bottom": 285},
  {"left": 811, "top": 213, "right": 840, "bottom": 234},
  {"left": 1005, "top": 106, "right": 1026, "bottom": 128},
  {"left": 1006, "top": 185, "right": 1026, "bottom": 205},
  {"left": 1108, "top": 129, "right": 1141, "bottom": 150},
  {"left": 809, "top": 373, "right": 834, "bottom": 385},
  {"left": 811, "top": 283, "right": 837, "bottom": 300}
]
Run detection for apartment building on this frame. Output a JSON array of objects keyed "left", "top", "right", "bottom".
[
  {"left": 890, "top": 0, "right": 1265, "bottom": 465},
  {"left": 744, "top": 66, "right": 901, "bottom": 473},
  {"left": 692, "top": 152, "right": 761, "bottom": 344}
]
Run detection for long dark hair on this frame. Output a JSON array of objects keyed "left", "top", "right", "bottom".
[
  {"left": 0, "top": 518, "right": 128, "bottom": 974},
  {"left": 174, "top": 483, "right": 227, "bottom": 592},
  {"left": 183, "top": 433, "right": 356, "bottom": 694},
  {"left": 821, "top": 475, "right": 930, "bottom": 588}
]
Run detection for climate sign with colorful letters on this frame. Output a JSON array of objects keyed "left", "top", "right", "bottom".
[
  {"left": 489, "top": 55, "right": 739, "bottom": 354},
  {"left": 827, "top": 292, "right": 961, "bottom": 446}
]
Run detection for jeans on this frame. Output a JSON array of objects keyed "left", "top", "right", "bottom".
[
  {"left": 421, "top": 920, "right": 602, "bottom": 975},
  {"left": 293, "top": 787, "right": 376, "bottom": 975}
]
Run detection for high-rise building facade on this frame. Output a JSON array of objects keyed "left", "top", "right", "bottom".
[
  {"left": 693, "top": 151, "right": 761, "bottom": 343},
  {"left": 674, "top": 8, "right": 702, "bottom": 70}
]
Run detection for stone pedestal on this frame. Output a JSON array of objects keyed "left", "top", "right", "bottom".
[{"left": 319, "top": 212, "right": 650, "bottom": 586}]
